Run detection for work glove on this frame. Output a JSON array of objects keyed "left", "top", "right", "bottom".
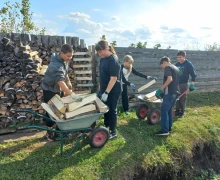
[
  {"left": 66, "top": 80, "right": 72, "bottom": 90},
  {"left": 155, "top": 89, "right": 164, "bottom": 98},
  {"left": 101, "top": 92, "right": 108, "bottom": 102},
  {"left": 130, "top": 83, "right": 136, "bottom": 92},
  {"left": 189, "top": 84, "right": 195, "bottom": 91},
  {"left": 147, "top": 76, "right": 157, "bottom": 80},
  {"left": 70, "top": 92, "right": 82, "bottom": 102},
  {"left": 97, "top": 90, "right": 102, "bottom": 99}
]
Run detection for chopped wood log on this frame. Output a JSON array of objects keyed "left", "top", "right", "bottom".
[
  {"left": 48, "top": 94, "right": 66, "bottom": 114},
  {"left": 67, "top": 93, "right": 97, "bottom": 112},
  {"left": 65, "top": 104, "right": 96, "bottom": 119},
  {"left": 41, "top": 103, "right": 61, "bottom": 120},
  {"left": 95, "top": 97, "right": 108, "bottom": 113}
]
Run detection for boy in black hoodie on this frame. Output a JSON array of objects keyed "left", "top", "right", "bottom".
[{"left": 175, "top": 51, "right": 197, "bottom": 118}]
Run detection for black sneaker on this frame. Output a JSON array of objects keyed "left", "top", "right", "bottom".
[
  {"left": 155, "top": 130, "right": 169, "bottom": 136},
  {"left": 109, "top": 132, "right": 117, "bottom": 139},
  {"left": 169, "top": 128, "right": 172, "bottom": 133},
  {"left": 178, "top": 114, "right": 184, "bottom": 118}
]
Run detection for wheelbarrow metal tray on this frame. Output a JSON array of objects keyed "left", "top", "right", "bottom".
[
  {"left": 137, "top": 95, "right": 162, "bottom": 109},
  {"left": 50, "top": 111, "right": 106, "bottom": 131}
]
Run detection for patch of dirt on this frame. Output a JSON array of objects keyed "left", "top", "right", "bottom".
[{"left": 0, "top": 129, "right": 46, "bottom": 143}]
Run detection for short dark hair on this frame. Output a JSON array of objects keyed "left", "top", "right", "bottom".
[
  {"left": 61, "top": 44, "right": 73, "bottom": 54},
  {"left": 160, "top": 56, "right": 171, "bottom": 64},
  {"left": 177, "top": 50, "right": 186, "bottom": 57}
]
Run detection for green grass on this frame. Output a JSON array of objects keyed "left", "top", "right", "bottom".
[{"left": 0, "top": 92, "right": 220, "bottom": 180}]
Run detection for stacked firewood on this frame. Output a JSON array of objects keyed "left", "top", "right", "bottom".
[
  {"left": 42, "top": 93, "right": 108, "bottom": 120},
  {"left": 0, "top": 36, "right": 92, "bottom": 130}
]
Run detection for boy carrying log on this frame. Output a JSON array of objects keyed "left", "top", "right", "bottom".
[{"left": 41, "top": 44, "right": 81, "bottom": 139}]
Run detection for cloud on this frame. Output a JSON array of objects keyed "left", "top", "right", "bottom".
[
  {"left": 33, "top": 13, "right": 43, "bottom": 18},
  {"left": 111, "top": 16, "right": 120, "bottom": 21},
  {"left": 33, "top": 19, "right": 57, "bottom": 25},
  {"left": 46, "top": 28, "right": 58, "bottom": 36},
  {"left": 93, "top": 8, "right": 102, "bottom": 12},
  {"left": 76, "top": 29, "right": 91, "bottom": 34},
  {"left": 103, "top": 22, "right": 110, "bottom": 26}
]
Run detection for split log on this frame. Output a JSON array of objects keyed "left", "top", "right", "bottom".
[
  {"left": 65, "top": 104, "right": 96, "bottom": 119},
  {"left": 48, "top": 94, "right": 66, "bottom": 114},
  {"left": 95, "top": 97, "right": 108, "bottom": 113},
  {"left": 67, "top": 93, "right": 97, "bottom": 112}
]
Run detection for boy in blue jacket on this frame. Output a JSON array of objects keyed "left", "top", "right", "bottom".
[{"left": 175, "top": 51, "right": 197, "bottom": 118}]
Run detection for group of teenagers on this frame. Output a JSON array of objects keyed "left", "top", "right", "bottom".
[{"left": 41, "top": 40, "right": 196, "bottom": 140}]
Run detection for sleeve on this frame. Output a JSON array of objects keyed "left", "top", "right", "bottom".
[
  {"left": 188, "top": 62, "right": 197, "bottom": 82},
  {"left": 164, "top": 67, "right": 172, "bottom": 77},
  {"left": 53, "top": 66, "right": 66, "bottom": 82},
  {"left": 109, "top": 57, "right": 120, "bottom": 77},
  {"left": 132, "top": 67, "right": 148, "bottom": 79}
]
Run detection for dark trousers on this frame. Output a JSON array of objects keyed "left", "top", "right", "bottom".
[
  {"left": 161, "top": 94, "right": 177, "bottom": 133},
  {"left": 122, "top": 84, "right": 129, "bottom": 112},
  {"left": 43, "top": 90, "right": 63, "bottom": 127},
  {"left": 104, "top": 93, "right": 120, "bottom": 133},
  {"left": 176, "top": 83, "right": 188, "bottom": 115}
]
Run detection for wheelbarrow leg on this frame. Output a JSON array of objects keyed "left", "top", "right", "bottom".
[{"left": 60, "top": 130, "right": 89, "bottom": 157}]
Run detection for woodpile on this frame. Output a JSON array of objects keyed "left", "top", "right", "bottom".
[
  {"left": 42, "top": 94, "right": 108, "bottom": 120},
  {"left": 0, "top": 35, "right": 93, "bottom": 130}
]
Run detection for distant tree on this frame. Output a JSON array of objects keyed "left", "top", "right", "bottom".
[
  {"left": 100, "top": 35, "right": 106, "bottom": 40},
  {"left": 110, "top": 40, "right": 117, "bottom": 47},
  {"left": 129, "top": 43, "right": 136, "bottom": 48},
  {"left": 154, "top": 44, "right": 161, "bottom": 49},
  {"left": 167, "top": 46, "right": 171, "bottom": 49},
  {"left": 204, "top": 42, "right": 220, "bottom": 51},
  {"left": 136, "top": 41, "right": 147, "bottom": 48},
  {"left": 0, "top": 0, "right": 45, "bottom": 34}
]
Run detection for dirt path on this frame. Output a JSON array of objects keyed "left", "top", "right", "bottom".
[{"left": 0, "top": 129, "right": 46, "bottom": 143}]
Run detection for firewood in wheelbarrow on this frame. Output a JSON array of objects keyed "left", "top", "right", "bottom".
[
  {"left": 95, "top": 97, "right": 108, "bottom": 113},
  {"left": 48, "top": 94, "right": 66, "bottom": 114},
  {"left": 65, "top": 104, "right": 96, "bottom": 119},
  {"left": 41, "top": 103, "right": 62, "bottom": 120}
]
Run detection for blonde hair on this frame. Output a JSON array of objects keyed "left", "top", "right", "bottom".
[{"left": 123, "top": 55, "right": 134, "bottom": 72}]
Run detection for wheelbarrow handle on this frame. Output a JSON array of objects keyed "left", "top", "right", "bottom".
[
  {"left": 178, "top": 89, "right": 189, "bottom": 99},
  {"left": 16, "top": 109, "right": 51, "bottom": 121}
]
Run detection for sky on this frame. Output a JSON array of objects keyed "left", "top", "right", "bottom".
[{"left": 1, "top": 0, "right": 220, "bottom": 49}]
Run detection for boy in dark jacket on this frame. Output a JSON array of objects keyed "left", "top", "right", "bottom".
[
  {"left": 121, "top": 55, "right": 157, "bottom": 114},
  {"left": 175, "top": 51, "right": 197, "bottom": 118}
]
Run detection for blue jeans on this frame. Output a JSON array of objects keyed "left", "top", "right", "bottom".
[{"left": 161, "top": 94, "right": 177, "bottom": 133}]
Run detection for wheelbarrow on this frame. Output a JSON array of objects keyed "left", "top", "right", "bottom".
[
  {"left": 135, "top": 89, "right": 189, "bottom": 125},
  {"left": 16, "top": 109, "right": 109, "bottom": 157}
]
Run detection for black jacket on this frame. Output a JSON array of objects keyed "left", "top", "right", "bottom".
[{"left": 121, "top": 64, "right": 147, "bottom": 86}]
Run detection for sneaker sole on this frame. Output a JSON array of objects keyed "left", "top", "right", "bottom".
[
  {"left": 109, "top": 135, "right": 117, "bottom": 140},
  {"left": 155, "top": 133, "right": 169, "bottom": 136}
]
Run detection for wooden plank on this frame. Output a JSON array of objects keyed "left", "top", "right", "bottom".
[
  {"left": 67, "top": 93, "right": 97, "bottom": 112},
  {"left": 137, "top": 79, "right": 156, "bottom": 92},
  {"left": 61, "top": 94, "right": 90, "bottom": 104},
  {"left": 73, "top": 58, "right": 91, "bottom": 62},
  {"left": 65, "top": 104, "right": 96, "bottom": 119},
  {"left": 41, "top": 103, "right": 61, "bottom": 120},
  {"left": 144, "top": 90, "right": 156, "bottom": 99},
  {"left": 48, "top": 94, "right": 66, "bottom": 113},
  {"left": 95, "top": 97, "right": 108, "bottom": 113},
  {"left": 76, "top": 77, "right": 92, "bottom": 81},
  {"left": 75, "top": 70, "right": 92, "bottom": 74},
  {"left": 77, "top": 84, "right": 93, "bottom": 87},
  {"left": 74, "top": 52, "right": 91, "bottom": 55},
  {"left": 72, "top": 64, "right": 92, "bottom": 68},
  {"left": 75, "top": 90, "right": 91, "bottom": 94}
]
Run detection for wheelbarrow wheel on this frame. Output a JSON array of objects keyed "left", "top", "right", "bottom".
[
  {"left": 89, "top": 127, "right": 109, "bottom": 148},
  {"left": 136, "top": 104, "right": 149, "bottom": 119},
  {"left": 147, "top": 108, "right": 161, "bottom": 125}
]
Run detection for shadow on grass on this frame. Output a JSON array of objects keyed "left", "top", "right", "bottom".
[
  {"left": 0, "top": 134, "right": 101, "bottom": 180},
  {"left": 99, "top": 116, "right": 168, "bottom": 179}
]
